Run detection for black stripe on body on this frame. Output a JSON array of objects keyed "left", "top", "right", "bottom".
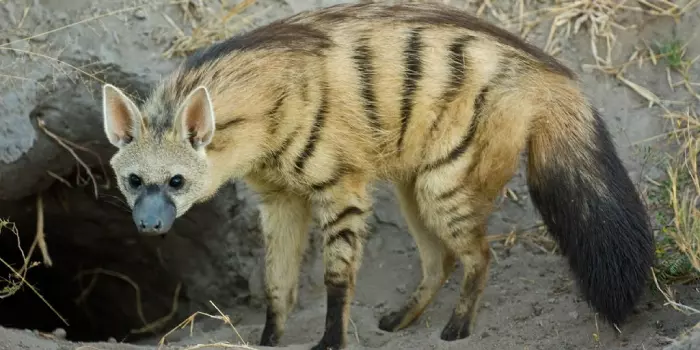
[
  {"left": 397, "top": 28, "right": 425, "bottom": 152},
  {"left": 295, "top": 89, "right": 329, "bottom": 174},
  {"left": 353, "top": 37, "right": 381, "bottom": 131}
]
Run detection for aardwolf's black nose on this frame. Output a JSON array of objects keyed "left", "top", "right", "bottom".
[
  {"left": 132, "top": 185, "right": 176, "bottom": 235},
  {"left": 138, "top": 216, "right": 164, "bottom": 232}
]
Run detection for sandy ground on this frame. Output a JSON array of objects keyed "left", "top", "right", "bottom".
[{"left": 2, "top": 0, "right": 700, "bottom": 349}]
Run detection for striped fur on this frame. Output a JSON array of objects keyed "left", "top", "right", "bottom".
[{"left": 102, "top": 2, "right": 655, "bottom": 349}]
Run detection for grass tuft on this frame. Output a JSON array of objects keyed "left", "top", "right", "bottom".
[
  {"left": 157, "top": 300, "right": 256, "bottom": 350},
  {"left": 162, "top": 0, "right": 259, "bottom": 58},
  {"left": 653, "top": 107, "right": 700, "bottom": 286}
]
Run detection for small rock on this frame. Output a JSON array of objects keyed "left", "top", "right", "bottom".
[
  {"left": 480, "top": 331, "right": 490, "bottom": 338},
  {"left": 133, "top": 8, "right": 147, "bottom": 20},
  {"left": 513, "top": 314, "right": 530, "bottom": 322},
  {"left": 568, "top": 311, "right": 579, "bottom": 320},
  {"left": 52, "top": 328, "right": 66, "bottom": 339},
  {"left": 108, "top": 337, "right": 117, "bottom": 343},
  {"left": 396, "top": 284, "right": 407, "bottom": 294},
  {"left": 531, "top": 303, "right": 543, "bottom": 316}
]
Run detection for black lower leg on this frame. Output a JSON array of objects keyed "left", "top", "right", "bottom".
[
  {"left": 440, "top": 248, "right": 489, "bottom": 341},
  {"left": 259, "top": 306, "right": 280, "bottom": 346},
  {"left": 312, "top": 284, "right": 348, "bottom": 350},
  {"left": 440, "top": 308, "right": 473, "bottom": 341}
]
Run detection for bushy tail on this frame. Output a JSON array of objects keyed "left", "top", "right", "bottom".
[{"left": 526, "top": 103, "right": 654, "bottom": 325}]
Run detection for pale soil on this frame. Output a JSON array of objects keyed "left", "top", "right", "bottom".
[{"left": 1, "top": 1, "right": 700, "bottom": 350}]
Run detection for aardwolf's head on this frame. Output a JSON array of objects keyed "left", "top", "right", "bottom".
[{"left": 101, "top": 84, "right": 215, "bottom": 236}]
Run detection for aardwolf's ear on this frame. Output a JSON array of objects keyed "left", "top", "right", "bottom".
[
  {"left": 102, "top": 84, "right": 144, "bottom": 148},
  {"left": 174, "top": 86, "right": 216, "bottom": 151}
]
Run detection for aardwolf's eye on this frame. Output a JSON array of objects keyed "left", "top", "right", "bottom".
[
  {"left": 169, "top": 174, "right": 184, "bottom": 190},
  {"left": 128, "top": 174, "right": 142, "bottom": 189}
]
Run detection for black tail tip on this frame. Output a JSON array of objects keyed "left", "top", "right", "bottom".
[{"left": 572, "top": 232, "right": 655, "bottom": 328}]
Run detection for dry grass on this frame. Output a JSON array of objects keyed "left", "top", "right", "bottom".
[
  {"left": 162, "top": 0, "right": 260, "bottom": 58},
  {"left": 651, "top": 107, "right": 700, "bottom": 287},
  {"left": 464, "top": 0, "right": 698, "bottom": 112},
  {"left": 0, "top": 212, "right": 67, "bottom": 326},
  {"left": 157, "top": 300, "right": 256, "bottom": 350},
  {"left": 67, "top": 300, "right": 255, "bottom": 350}
]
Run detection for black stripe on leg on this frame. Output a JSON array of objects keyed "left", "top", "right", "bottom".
[
  {"left": 448, "top": 211, "right": 480, "bottom": 238},
  {"left": 397, "top": 27, "right": 425, "bottom": 152},
  {"left": 447, "top": 212, "right": 475, "bottom": 230},
  {"left": 324, "top": 272, "right": 347, "bottom": 287},
  {"left": 326, "top": 229, "right": 355, "bottom": 248},
  {"left": 444, "top": 204, "right": 461, "bottom": 216},
  {"left": 437, "top": 184, "right": 464, "bottom": 201},
  {"left": 322, "top": 206, "right": 365, "bottom": 231}
]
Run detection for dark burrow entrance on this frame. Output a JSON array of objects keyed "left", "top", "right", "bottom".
[
  {"left": 0, "top": 168, "right": 258, "bottom": 343},
  {"left": 0, "top": 179, "right": 190, "bottom": 343}
]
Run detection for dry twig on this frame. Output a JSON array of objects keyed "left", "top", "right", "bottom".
[{"left": 158, "top": 300, "right": 254, "bottom": 350}]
